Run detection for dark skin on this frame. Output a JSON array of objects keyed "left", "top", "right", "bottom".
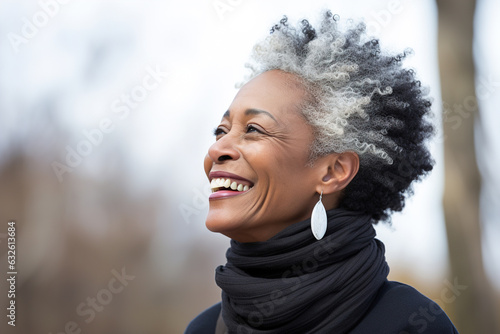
[{"left": 204, "top": 70, "right": 359, "bottom": 243}]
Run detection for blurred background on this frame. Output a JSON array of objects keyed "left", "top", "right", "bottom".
[{"left": 0, "top": 0, "right": 498, "bottom": 333}]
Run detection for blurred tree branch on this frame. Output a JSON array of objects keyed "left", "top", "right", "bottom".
[{"left": 437, "top": 0, "right": 500, "bottom": 332}]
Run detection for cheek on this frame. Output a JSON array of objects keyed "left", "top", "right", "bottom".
[
  {"left": 204, "top": 154, "right": 212, "bottom": 177},
  {"left": 267, "top": 145, "right": 310, "bottom": 174},
  {"left": 250, "top": 147, "right": 312, "bottom": 196},
  {"left": 270, "top": 149, "right": 315, "bottom": 192}
]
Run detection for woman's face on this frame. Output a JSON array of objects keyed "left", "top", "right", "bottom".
[{"left": 204, "top": 70, "right": 322, "bottom": 242}]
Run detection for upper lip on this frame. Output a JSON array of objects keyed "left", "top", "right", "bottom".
[{"left": 208, "top": 171, "right": 254, "bottom": 186}]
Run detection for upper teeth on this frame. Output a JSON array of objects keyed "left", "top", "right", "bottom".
[{"left": 210, "top": 178, "right": 250, "bottom": 192}]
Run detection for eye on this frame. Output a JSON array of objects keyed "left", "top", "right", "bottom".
[
  {"left": 213, "top": 127, "right": 227, "bottom": 137},
  {"left": 246, "top": 124, "right": 262, "bottom": 134}
]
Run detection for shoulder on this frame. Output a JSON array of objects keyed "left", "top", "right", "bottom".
[
  {"left": 350, "top": 281, "right": 458, "bottom": 334},
  {"left": 184, "top": 302, "right": 221, "bottom": 334}
]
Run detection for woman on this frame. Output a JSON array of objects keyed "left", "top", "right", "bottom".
[{"left": 186, "top": 11, "right": 458, "bottom": 334}]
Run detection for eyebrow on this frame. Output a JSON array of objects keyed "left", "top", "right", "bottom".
[{"left": 222, "top": 109, "right": 278, "bottom": 123}]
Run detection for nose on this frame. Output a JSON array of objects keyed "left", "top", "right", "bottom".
[{"left": 207, "top": 132, "right": 241, "bottom": 163}]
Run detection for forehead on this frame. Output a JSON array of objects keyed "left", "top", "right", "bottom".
[{"left": 227, "top": 70, "right": 307, "bottom": 118}]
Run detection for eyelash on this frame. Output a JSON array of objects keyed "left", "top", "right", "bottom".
[
  {"left": 246, "top": 125, "right": 261, "bottom": 133},
  {"left": 212, "top": 125, "right": 262, "bottom": 137},
  {"left": 213, "top": 127, "right": 225, "bottom": 136}
]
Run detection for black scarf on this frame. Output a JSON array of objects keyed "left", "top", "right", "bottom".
[{"left": 215, "top": 208, "right": 389, "bottom": 334}]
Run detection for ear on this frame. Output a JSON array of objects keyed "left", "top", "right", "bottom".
[{"left": 315, "top": 152, "right": 359, "bottom": 196}]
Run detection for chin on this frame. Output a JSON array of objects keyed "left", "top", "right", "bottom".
[
  {"left": 205, "top": 210, "right": 234, "bottom": 234},
  {"left": 205, "top": 218, "right": 221, "bottom": 233}
]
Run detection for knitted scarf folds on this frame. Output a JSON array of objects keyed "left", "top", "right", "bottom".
[{"left": 215, "top": 208, "right": 389, "bottom": 334}]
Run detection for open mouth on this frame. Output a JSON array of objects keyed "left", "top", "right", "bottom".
[{"left": 210, "top": 178, "right": 253, "bottom": 193}]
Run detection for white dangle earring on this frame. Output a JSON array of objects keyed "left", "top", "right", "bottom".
[{"left": 311, "top": 190, "right": 327, "bottom": 240}]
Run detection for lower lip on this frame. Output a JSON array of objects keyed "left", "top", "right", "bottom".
[{"left": 209, "top": 189, "right": 249, "bottom": 200}]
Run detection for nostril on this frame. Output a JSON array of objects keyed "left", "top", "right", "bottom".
[{"left": 218, "top": 155, "right": 232, "bottom": 162}]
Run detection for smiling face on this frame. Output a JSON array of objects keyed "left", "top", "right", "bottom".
[{"left": 204, "top": 70, "right": 325, "bottom": 242}]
